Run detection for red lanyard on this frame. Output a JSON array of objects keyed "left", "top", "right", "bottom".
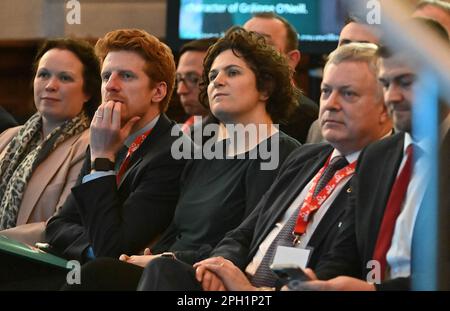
[
  {"left": 116, "top": 128, "right": 152, "bottom": 184},
  {"left": 292, "top": 155, "right": 357, "bottom": 242}
]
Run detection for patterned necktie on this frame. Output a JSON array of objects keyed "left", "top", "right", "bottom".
[
  {"left": 313, "top": 156, "right": 348, "bottom": 196},
  {"left": 373, "top": 145, "right": 413, "bottom": 280},
  {"left": 250, "top": 155, "right": 349, "bottom": 288}
]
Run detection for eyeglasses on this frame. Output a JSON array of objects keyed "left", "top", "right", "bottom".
[{"left": 176, "top": 72, "right": 201, "bottom": 89}]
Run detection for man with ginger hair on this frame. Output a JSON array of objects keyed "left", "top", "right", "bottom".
[{"left": 44, "top": 29, "right": 188, "bottom": 265}]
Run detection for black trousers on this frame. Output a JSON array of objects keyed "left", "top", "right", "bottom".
[{"left": 137, "top": 257, "right": 202, "bottom": 291}]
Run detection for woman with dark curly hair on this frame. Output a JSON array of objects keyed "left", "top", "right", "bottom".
[
  {"left": 61, "top": 27, "right": 300, "bottom": 290},
  {"left": 0, "top": 38, "right": 101, "bottom": 245},
  {"left": 199, "top": 26, "right": 297, "bottom": 125}
]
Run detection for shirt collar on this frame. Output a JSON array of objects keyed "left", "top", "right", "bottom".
[
  {"left": 404, "top": 131, "right": 430, "bottom": 156},
  {"left": 331, "top": 148, "right": 360, "bottom": 164},
  {"left": 124, "top": 114, "right": 160, "bottom": 148}
]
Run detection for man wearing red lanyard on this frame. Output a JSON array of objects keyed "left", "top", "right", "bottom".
[
  {"left": 298, "top": 18, "right": 450, "bottom": 291},
  {"left": 135, "top": 42, "right": 393, "bottom": 291},
  {"left": 44, "top": 29, "right": 188, "bottom": 266}
]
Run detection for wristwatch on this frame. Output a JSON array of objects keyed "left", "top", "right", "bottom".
[{"left": 91, "top": 158, "right": 115, "bottom": 171}]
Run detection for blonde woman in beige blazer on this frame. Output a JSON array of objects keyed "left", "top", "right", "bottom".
[{"left": 0, "top": 38, "right": 101, "bottom": 245}]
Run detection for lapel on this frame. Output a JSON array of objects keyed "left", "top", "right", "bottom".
[
  {"left": 362, "top": 133, "right": 405, "bottom": 256},
  {"left": 17, "top": 132, "right": 85, "bottom": 224},
  {"left": 117, "top": 114, "right": 172, "bottom": 188},
  {"left": 253, "top": 146, "right": 334, "bottom": 249}
]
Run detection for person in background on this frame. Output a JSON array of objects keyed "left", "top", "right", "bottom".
[
  {"left": 297, "top": 18, "right": 449, "bottom": 291},
  {"left": 0, "top": 38, "right": 101, "bottom": 246},
  {"left": 338, "top": 17, "right": 382, "bottom": 46},
  {"left": 244, "top": 12, "right": 318, "bottom": 143},
  {"left": 413, "top": 0, "right": 450, "bottom": 34},
  {"left": 306, "top": 16, "right": 381, "bottom": 144},
  {"left": 176, "top": 38, "right": 217, "bottom": 133}
]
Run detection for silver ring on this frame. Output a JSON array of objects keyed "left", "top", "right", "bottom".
[{"left": 95, "top": 111, "right": 103, "bottom": 118}]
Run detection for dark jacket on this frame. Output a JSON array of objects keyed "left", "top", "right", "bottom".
[{"left": 45, "top": 114, "right": 188, "bottom": 262}]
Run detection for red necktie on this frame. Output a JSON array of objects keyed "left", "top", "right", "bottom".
[
  {"left": 373, "top": 144, "right": 413, "bottom": 280},
  {"left": 116, "top": 129, "right": 152, "bottom": 184}
]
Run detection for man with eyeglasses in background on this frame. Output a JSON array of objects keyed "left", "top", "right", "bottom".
[{"left": 176, "top": 38, "right": 217, "bottom": 134}]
